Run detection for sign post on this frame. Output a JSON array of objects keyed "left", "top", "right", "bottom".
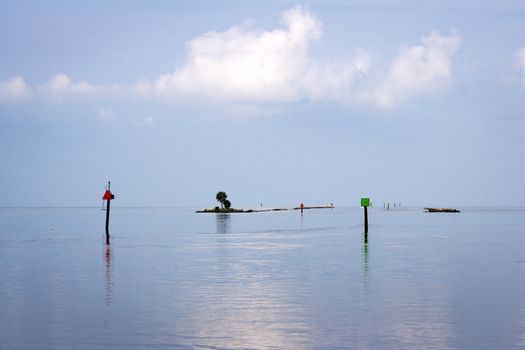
[
  {"left": 102, "top": 181, "right": 115, "bottom": 244},
  {"left": 361, "top": 198, "right": 370, "bottom": 240}
]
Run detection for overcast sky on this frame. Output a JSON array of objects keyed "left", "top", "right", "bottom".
[{"left": 1, "top": 0, "right": 524, "bottom": 207}]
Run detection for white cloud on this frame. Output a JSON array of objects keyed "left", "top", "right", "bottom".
[
  {"left": 130, "top": 80, "right": 153, "bottom": 97},
  {"left": 0, "top": 76, "right": 32, "bottom": 103},
  {"left": 516, "top": 45, "right": 525, "bottom": 88},
  {"left": 146, "top": 5, "right": 322, "bottom": 103},
  {"left": 302, "top": 48, "right": 371, "bottom": 104},
  {"left": 1, "top": 7, "right": 461, "bottom": 111},
  {"left": 364, "top": 31, "right": 462, "bottom": 109},
  {"left": 38, "top": 73, "right": 120, "bottom": 99},
  {"left": 144, "top": 6, "right": 460, "bottom": 109}
]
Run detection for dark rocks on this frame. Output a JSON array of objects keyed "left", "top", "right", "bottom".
[{"left": 424, "top": 208, "right": 460, "bottom": 213}]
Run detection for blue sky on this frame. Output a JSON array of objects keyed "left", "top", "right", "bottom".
[{"left": 1, "top": 0, "right": 524, "bottom": 207}]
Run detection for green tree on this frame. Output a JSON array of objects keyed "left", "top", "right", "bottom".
[
  {"left": 216, "top": 191, "right": 227, "bottom": 209},
  {"left": 223, "top": 199, "right": 231, "bottom": 210}
]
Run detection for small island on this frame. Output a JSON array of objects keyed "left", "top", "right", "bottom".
[
  {"left": 196, "top": 191, "right": 253, "bottom": 213},
  {"left": 196, "top": 208, "right": 256, "bottom": 213},
  {"left": 196, "top": 191, "right": 335, "bottom": 213}
]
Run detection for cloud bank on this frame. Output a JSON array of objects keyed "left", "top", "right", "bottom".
[
  {"left": 0, "top": 6, "right": 462, "bottom": 110},
  {"left": 139, "top": 5, "right": 461, "bottom": 108},
  {"left": 38, "top": 74, "right": 120, "bottom": 99},
  {"left": 363, "top": 31, "right": 461, "bottom": 108},
  {"left": 0, "top": 74, "right": 120, "bottom": 103},
  {"left": 0, "top": 76, "right": 32, "bottom": 103},
  {"left": 139, "top": 5, "right": 322, "bottom": 103}
]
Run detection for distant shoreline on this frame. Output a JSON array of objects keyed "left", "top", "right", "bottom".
[
  {"left": 196, "top": 205, "right": 335, "bottom": 214},
  {"left": 424, "top": 207, "right": 460, "bottom": 213}
]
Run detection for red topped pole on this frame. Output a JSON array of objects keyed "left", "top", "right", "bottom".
[{"left": 103, "top": 181, "right": 114, "bottom": 244}]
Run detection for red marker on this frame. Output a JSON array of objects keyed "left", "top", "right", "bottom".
[{"left": 102, "top": 181, "right": 115, "bottom": 244}]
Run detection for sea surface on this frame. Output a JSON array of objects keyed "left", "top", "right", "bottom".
[{"left": 1, "top": 206, "right": 524, "bottom": 350}]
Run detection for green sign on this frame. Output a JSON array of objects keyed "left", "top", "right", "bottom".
[{"left": 361, "top": 198, "right": 370, "bottom": 207}]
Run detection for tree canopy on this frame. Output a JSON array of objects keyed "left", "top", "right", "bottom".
[{"left": 216, "top": 191, "right": 228, "bottom": 209}]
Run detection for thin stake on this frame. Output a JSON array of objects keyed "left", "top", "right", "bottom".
[
  {"left": 105, "top": 181, "right": 111, "bottom": 243},
  {"left": 105, "top": 198, "right": 111, "bottom": 238}
]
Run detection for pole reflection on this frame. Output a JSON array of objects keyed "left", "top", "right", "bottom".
[
  {"left": 361, "top": 235, "right": 369, "bottom": 295},
  {"left": 104, "top": 243, "right": 113, "bottom": 306}
]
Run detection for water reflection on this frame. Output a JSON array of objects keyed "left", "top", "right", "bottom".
[
  {"left": 104, "top": 244, "right": 113, "bottom": 306},
  {"left": 216, "top": 214, "right": 231, "bottom": 234},
  {"left": 176, "top": 214, "right": 311, "bottom": 348},
  {"left": 3, "top": 207, "right": 524, "bottom": 349},
  {"left": 386, "top": 244, "right": 454, "bottom": 349},
  {"left": 361, "top": 237, "right": 369, "bottom": 294},
  {"left": 521, "top": 310, "right": 525, "bottom": 348},
  {"left": 177, "top": 288, "right": 310, "bottom": 348}
]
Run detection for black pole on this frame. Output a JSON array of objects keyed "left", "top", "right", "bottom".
[
  {"left": 364, "top": 206, "right": 368, "bottom": 234},
  {"left": 105, "top": 181, "right": 111, "bottom": 244},
  {"left": 105, "top": 198, "right": 110, "bottom": 239}
]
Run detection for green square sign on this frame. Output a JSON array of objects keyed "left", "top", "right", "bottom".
[{"left": 361, "top": 198, "right": 370, "bottom": 207}]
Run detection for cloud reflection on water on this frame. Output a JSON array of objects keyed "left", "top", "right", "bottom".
[{"left": 170, "top": 215, "right": 310, "bottom": 349}]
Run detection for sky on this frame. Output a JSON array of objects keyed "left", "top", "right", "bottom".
[{"left": 1, "top": 0, "right": 525, "bottom": 207}]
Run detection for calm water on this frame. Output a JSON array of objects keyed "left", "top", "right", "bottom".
[{"left": 1, "top": 206, "right": 524, "bottom": 349}]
